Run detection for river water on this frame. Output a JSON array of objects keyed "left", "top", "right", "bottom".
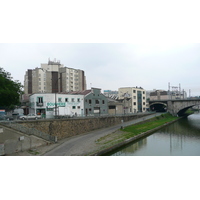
[{"left": 108, "top": 112, "right": 200, "bottom": 156}]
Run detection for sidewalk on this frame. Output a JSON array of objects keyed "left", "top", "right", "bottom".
[{"left": 9, "top": 113, "right": 162, "bottom": 156}]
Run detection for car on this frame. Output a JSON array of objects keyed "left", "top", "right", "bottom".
[
  {"left": 5, "top": 115, "right": 14, "bottom": 120},
  {"left": 19, "top": 114, "right": 41, "bottom": 120}
]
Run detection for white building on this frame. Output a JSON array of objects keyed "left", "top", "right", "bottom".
[
  {"left": 29, "top": 93, "right": 84, "bottom": 118},
  {"left": 118, "top": 87, "right": 147, "bottom": 113}
]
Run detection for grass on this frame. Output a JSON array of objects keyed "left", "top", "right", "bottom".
[
  {"left": 88, "top": 113, "right": 178, "bottom": 155},
  {"left": 96, "top": 113, "right": 178, "bottom": 145},
  {"left": 121, "top": 113, "right": 177, "bottom": 139},
  {"left": 28, "top": 149, "right": 40, "bottom": 155}
]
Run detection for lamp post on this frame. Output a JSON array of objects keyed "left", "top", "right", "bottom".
[{"left": 53, "top": 77, "right": 60, "bottom": 117}]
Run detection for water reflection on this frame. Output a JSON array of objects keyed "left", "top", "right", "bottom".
[{"left": 109, "top": 112, "right": 200, "bottom": 156}]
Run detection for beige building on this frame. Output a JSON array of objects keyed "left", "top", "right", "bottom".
[
  {"left": 150, "top": 89, "right": 187, "bottom": 101},
  {"left": 118, "top": 87, "right": 147, "bottom": 113},
  {"left": 24, "top": 59, "right": 86, "bottom": 95}
]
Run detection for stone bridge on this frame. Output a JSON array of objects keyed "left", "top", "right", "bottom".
[{"left": 149, "top": 99, "right": 200, "bottom": 116}]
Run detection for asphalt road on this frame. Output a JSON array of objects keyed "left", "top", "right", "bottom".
[{"left": 43, "top": 113, "right": 163, "bottom": 156}]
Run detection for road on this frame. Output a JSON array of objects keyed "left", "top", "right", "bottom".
[{"left": 43, "top": 113, "right": 162, "bottom": 156}]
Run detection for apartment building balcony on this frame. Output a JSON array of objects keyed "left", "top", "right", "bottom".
[{"left": 36, "top": 102, "right": 44, "bottom": 107}]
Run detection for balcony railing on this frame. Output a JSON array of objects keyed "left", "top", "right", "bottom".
[{"left": 36, "top": 102, "right": 44, "bottom": 106}]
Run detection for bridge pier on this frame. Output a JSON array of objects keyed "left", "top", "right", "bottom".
[{"left": 167, "top": 101, "right": 178, "bottom": 116}]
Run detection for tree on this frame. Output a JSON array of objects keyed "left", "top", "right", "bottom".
[{"left": 0, "top": 67, "right": 23, "bottom": 110}]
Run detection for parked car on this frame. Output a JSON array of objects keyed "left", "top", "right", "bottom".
[
  {"left": 19, "top": 114, "right": 41, "bottom": 120},
  {"left": 5, "top": 115, "right": 14, "bottom": 120},
  {"left": 0, "top": 115, "right": 14, "bottom": 121}
]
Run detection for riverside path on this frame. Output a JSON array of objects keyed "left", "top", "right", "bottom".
[{"left": 43, "top": 113, "right": 163, "bottom": 156}]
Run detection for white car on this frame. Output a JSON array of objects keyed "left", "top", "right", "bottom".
[{"left": 19, "top": 114, "right": 41, "bottom": 120}]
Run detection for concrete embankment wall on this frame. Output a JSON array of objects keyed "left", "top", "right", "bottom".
[
  {"left": 0, "top": 124, "right": 48, "bottom": 155},
  {"left": 18, "top": 114, "right": 151, "bottom": 140}
]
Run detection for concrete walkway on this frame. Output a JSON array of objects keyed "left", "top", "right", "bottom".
[{"left": 9, "top": 113, "right": 162, "bottom": 156}]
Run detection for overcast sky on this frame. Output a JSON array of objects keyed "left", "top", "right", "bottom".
[
  {"left": 0, "top": 43, "right": 200, "bottom": 96},
  {"left": 1, "top": 0, "right": 200, "bottom": 96},
  {"left": 1, "top": 0, "right": 200, "bottom": 194}
]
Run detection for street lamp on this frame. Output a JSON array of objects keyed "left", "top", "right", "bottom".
[{"left": 53, "top": 77, "right": 60, "bottom": 117}]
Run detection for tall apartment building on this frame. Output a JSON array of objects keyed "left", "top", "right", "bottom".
[
  {"left": 118, "top": 87, "right": 147, "bottom": 113},
  {"left": 24, "top": 59, "right": 87, "bottom": 95}
]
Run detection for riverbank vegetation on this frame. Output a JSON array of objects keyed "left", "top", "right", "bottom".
[
  {"left": 121, "top": 113, "right": 177, "bottom": 138},
  {"left": 94, "top": 113, "right": 178, "bottom": 153}
]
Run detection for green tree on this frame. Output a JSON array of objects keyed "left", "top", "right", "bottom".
[{"left": 0, "top": 67, "right": 23, "bottom": 110}]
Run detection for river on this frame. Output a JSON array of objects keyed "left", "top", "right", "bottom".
[{"left": 107, "top": 112, "right": 200, "bottom": 156}]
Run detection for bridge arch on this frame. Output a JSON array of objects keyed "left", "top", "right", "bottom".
[
  {"left": 167, "top": 99, "right": 200, "bottom": 116},
  {"left": 149, "top": 102, "right": 167, "bottom": 112},
  {"left": 177, "top": 106, "right": 194, "bottom": 116}
]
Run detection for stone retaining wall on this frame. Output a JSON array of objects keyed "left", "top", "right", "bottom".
[{"left": 18, "top": 114, "right": 151, "bottom": 140}]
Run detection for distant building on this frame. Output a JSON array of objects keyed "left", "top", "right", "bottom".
[
  {"left": 118, "top": 87, "right": 147, "bottom": 113},
  {"left": 24, "top": 59, "right": 86, "bottom": 95},
  {"left": 67, "top": 88, "right": 108, "bottom": 116},
  {"left": 29, "top": 93, "right": 84, "bottom": 118},
  {"left": 150, "top": 89, "right": 187, "bottom": 101},
  {"left": 103, "top": 90, "right": 118, "bottom": 99},
  {"left": 29, "top": 88, "right": 108, "bottom": 118}
]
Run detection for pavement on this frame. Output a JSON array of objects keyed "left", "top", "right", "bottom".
[{"left": 8, "top": 113, "right": 162, "bottom": 156}]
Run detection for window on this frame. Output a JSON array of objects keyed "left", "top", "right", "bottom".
[
  {"left": 77, "top": 106, "right": 80, "bottom": 109},
  {"left": 133, "top": 102, "right": 136, "bottom": 105},
  {"left": 37, "top": 97, "right": 43, "bottom": 103},
  {"left": 143, "top": 97, "right": 145, "bottom": 100},
  {"left": 143, "top": 102, "right": 145, "bottom": 105},
  {"left": 89, "top": 99, "right": 92, "bottom": 104},
  {"left": 102, "top": 100, "right": 105, "bottom": 104},
  {"left": 72, "top": 98, "right": 75, "bottom": 102},
  {"left": 134, "top": 96, "right": 136, "bottom": 99},
  {"left": 77, "top": 98, "right": 80, "bottom": 102},
  {"left": 95, "top": 100, "right": 99, "bottom": 104},
  {"left": 65, "top": 98, "right": 68, "bottom": 102},
  {"left": 72, "top": 106, "right": 76, "bottom": 109},
  {"left": 133, "top": 90, "right": 136, "bottom": 93},
  {"left": 58, "top": 98, "right": 62, "bottom": 102}
]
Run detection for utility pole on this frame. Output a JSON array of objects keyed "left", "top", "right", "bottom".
[{"left": 54, "top": 76, "right": 60, "bottom": 117}]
